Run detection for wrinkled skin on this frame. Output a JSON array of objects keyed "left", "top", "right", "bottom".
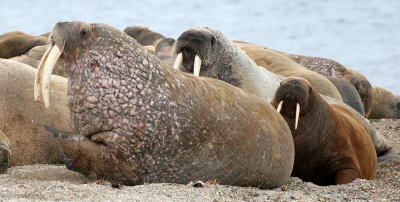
[
  {"left": 173, "top": 27, "right": 398, "bottom": 162},
  {"left": 174, "top": 27, "right": 282, "bottom": 102},
  {"left": 370, "top": 86, "right": 400, "bottom": 119},
  {"left": 0, "top": 31, "right": 47, "bottom": 58},
  {"left": 40, "top": 21, "right": 295, "bottom": 188},
  {"left": 123, "top": 25, "right": 165, "bottom": 46},
  {"left": 326, "top": 77, "right": 364, "bottom": 116},
  {"left": 278, "top": 52, "right": 372, "bottom": 117},
  {"left": 271, "top": 77, "right": 377, "bottom": 185}
]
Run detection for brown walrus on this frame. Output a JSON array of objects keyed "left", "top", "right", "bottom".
[
  {"left": 276, "top": 52, "right": 372, "bottom": 117},
  {"left": 326, "top": 77, "right": 365, "bottom": 116},
  {"left": 172, "top": 26, "right": 398, "bottom": 162},
  {"left": 123, "top": 25, "right": 165, "bottom": 46},
  {"left": 0, "top": 59, "right": 73, "bottom": 168},
  {"left": 271, "top": 77, "right": 377, "bottom": 185},
  {"left": 10, "top": 45, "right": 67, "bottom": 77},
  {"left": 233, "top": 41, "right": 343, "bottom": 101},
  {"left": 369, "top": 86, "right": 400, "bottom": 119},
  {"left": 0, "top": 31, "right": 48, "bottom": 59},
  {"left": 34, "top": 21, "right": 295, "bottom": 189},
  {"left": 0, "top": 130, "right": 11, "bottom": 173}
]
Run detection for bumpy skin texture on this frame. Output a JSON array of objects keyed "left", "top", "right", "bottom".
[
  {"left": 326, "top": 77, "right": 364, "bottom": 116},
  {"left": 271, "top": 77, "right": 377, "bottom": 186},
  {"left": 0, "top": 130, "right": 11, "bottom": 173},
  {"left": 278, "top": 52, "right": 372, "bottom": 117},
  {"left": 174, "top": 27, "right": 282, "bottom": 102},
  {"left": 47, "top": 21, "right": 295, "bottom": 188},
  {"left": 123, "top": 25, "right": 165, "bottom": 46},
  {"left": 369, "top": 86, "right": 400, "bottom": 119},
  {"left": 234, "top": 41, "right": 343, "bottom": 102},
  {"left": 0, "top": 59, "right": 72, "bottom": 166},
  {"left": 0, "top": 31, "right": 47, "bottom": 58}
]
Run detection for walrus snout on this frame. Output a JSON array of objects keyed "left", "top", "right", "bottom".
[{"left": 173, "top": 28, "right": 216, "bottom": 75}]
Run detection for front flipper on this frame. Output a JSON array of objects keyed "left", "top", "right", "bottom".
[
  {"left": 44, "top": 125, "right": 137, "bottom": 185},
  {"left": 334, "top": 168, "right": 360, "bottom": 185}
]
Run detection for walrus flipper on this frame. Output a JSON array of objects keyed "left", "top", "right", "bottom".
[{"left": 0, "top": 131, "right": 11, "bottom": 174}]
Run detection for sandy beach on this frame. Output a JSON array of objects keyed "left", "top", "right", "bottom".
[{"left": 0, "top": 119, "right": 398, "bottom": 201}]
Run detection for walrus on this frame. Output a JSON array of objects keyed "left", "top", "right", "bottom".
[
  {"left": 233, "top": 41, "right": 343, "bottom": 101},
  {"left": 0, "top": 31, "right": 48, "bottom": 58},
  {"left": 33, "top": 21, "right": 295, "bottom": 189},
  {"left": 10, "top": 45, "right": 67, "bottom": 77},
  {"left": 369, "top": 86, "right": 400, "bottom": 119},
  {"left": 276, "top": 52, "right": 373, "bottom": 117},
  {"left": 326, "top": 77, "right": 365, "bottom": 116},
  {"left": 0, "top": 130, "right": 11, "bottom": 173},
  {"left": 271, "top": 77, "right": 377, "bottom": 185},
  {"left": 155, "top": 38, "right": 176, "bottom": 67},
  {"left": 123, "top": 25, "right": 165, "bottom": 46},
  {"left": 0, "top": 59, "right": 73, "bottom": 167},
  {"left": 172, "top": 26, "right": 398, "bottom": 162}
]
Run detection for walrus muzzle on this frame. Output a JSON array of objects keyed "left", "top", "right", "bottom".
[{"left": 34, "top": 44, "right": 63, "bottom": 108}]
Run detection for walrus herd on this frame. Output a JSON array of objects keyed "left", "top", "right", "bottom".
[{"left": 0, "top": 22, "right": 399, "bottom": 188}]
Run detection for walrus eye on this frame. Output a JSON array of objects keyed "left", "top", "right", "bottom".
[
  {"left": 309, "top": 87, "right": 312, "bottom": 94},
  {"left": 210, "top": 36, "right": 216, "bottom": 46},
  {"left": 80, "top": 27, "right": 89, "bottom": 38}
]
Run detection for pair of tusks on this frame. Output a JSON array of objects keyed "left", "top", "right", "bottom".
[
  {"left": 173, "top": 52, "right": 202, "bottom": 76},
  {"left": 34, "top": 45, "right": 62, "bottom": 108},
  {"left": 276, "top": 101, "right": 300, "bottom": 130}
]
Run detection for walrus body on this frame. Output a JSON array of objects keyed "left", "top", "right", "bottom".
[
  {"left": 271, "top": 77, "right": 377, "bottom": 185},
  {"left": 123, "top": 25, "right": 165, "bottom": 46},
  {"left": 173, "top": 27, "right": 397, "bottom": 161},
  {"left": 278, "top": 52, "right": 372, "bottom": 117},
  {"left": 369, "top": 86, "right": 400, "bottom": 119},
  {"left": 0, "top": 59, "right": 72, "bottom": 167},
  {"left": 0, "top": 31, "right": 47, "bottom": 59},
  {"left": 326, "top": 77, "right": 365, "bottom": 115},
  {"left": 34, "top": 21, "right": 295, "bottom": 188},
  {"left": 10, "top": 45, "right": 67, "bottom": 77},
  {"left": 234, "top": 41, "right": 343, "bottom": 102}
]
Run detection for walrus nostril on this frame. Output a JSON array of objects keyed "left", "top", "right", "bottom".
[{"left": 284, "top": 94, "right": 296, "bottom": 103}]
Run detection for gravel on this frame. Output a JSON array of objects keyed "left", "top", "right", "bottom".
[{"left": 0, "top": 119, "right": 399, "bottom": 201}]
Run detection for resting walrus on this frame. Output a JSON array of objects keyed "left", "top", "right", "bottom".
[
  {"left": 369, "top": 86, "right": 400, "bottom": 119},
  {"left": 123, "top": 25, "right": 165, "bottom": 46},
  {"left": 172, "top": 26, "right": 398, "bottom": 162},
  {"left": 0, "top": 31, "right": 48, "bottom": 59},
  {"left": 271, "top": 77, "right": 377, "bottom": 185},
  {"left": 34, "top": 21, "right": 295, "bottom": 189}
]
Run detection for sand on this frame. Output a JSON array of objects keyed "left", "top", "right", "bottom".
[{"left": 0, "top": 119, "right": 399, "bottom": 201}]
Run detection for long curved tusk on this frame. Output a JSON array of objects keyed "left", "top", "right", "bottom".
[
  {"left": 193, "top": 55, "right": 201, "bottom": 76},
  {"left": 41, "top": 45, "right": 62, "bottom": 108},
  {"left": 276, "top": 100, "right": 283, "bottom": 113},
  {"left": 34, "top": 45, "right": 52, "bottom": 100},
  {"left": 295, "top": 103, "right": 300, "bottom": 129},
  {"left": 173, "top": 52, "right": 183, "bottom": 70}
]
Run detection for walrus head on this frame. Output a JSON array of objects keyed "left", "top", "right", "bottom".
[
  {"left": 271, "top": 77, "right": 314, "bottom": 129},
  {"left": 123, "top": 25, "right": 165, "bottom": 46},
  {"left": 347, "top": 75, "right": 373, "bottom": 117}
]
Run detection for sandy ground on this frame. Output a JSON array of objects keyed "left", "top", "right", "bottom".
[{"left": 0, "top": 119, "right": 399, "bottom": 201}]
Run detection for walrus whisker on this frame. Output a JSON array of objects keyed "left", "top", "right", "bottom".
[
  {"left": 41, "top": 45, "right": 62, "bottom": 108},
  {"left": 295, "top": 103, "right": 300, "bottom": 130},
  {"left": 277, "top": 100, "right": 283, "bottom": 113},
  {"left": 173, "top": 52, "right": 183, "bottom": 70},
  {"left": 34, "top": 45, "right": 52, "bottom": 100},
  {"left": 193, "top": 55, "right": 201, "bottom": 76}
]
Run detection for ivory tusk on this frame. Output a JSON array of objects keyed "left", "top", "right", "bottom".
[
  {"left": 173, "top": 52, "right": 183, "bottom": 70},
  {"left": 34, "top": 45, "right": 52, "bottom": 100},
  {"left": 41, "top": 45, "right": 62, "bottom": 108},
  {"left": 277, "top": 100, "right": 283, "bottom": 113},
  {"left": 295, "top": 103, "right": 300, "bottom": 130},
  {"left": 193, "top": 55, "right": 201, "bottom": 76}
]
